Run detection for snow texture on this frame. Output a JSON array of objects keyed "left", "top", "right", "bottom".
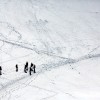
[{"left": 0, "top": 0, "right": 100, "bottom": 100}]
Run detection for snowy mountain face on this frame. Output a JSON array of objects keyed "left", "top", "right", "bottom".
[{"left": 0, "top": 0, "right": 100, "bottom": 100}]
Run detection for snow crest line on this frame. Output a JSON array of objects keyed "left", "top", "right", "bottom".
[
  {"left": 0, "top": 38, "right": 100, "bottom": 64},
  {"left": 0, "top": 38, "right": 100, "bottom": 99}
]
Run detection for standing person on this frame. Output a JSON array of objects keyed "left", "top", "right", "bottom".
[
  {"left": 31, "top": 63, "right": 33, "bottom": 68},
  {"left": 29, "top": 66, "right": 33, "bottom": 75},
  {"left": 15, "top": 64, "right": 18, "bottom": 72},
  {"left": 29, "top": 63, "right": 34, "bottom": 75},
  {"left": 24, "top": 61, "right": 28, "bottom": 73},
  {"left": 33, "top": 64, "right": 36, "bottom": 73},
  {"left": 0, "top": 66, "right": 2, "bottom": 75}
]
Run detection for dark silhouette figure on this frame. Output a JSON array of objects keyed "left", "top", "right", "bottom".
[
  {"left": 29, "top": 63, "right": 36, "bottom": 75},
  {"left": 29, "top": 63, "right": 34, "bottom": 75},
  {"left": 31, "top": 63, "right": 33, "bottom": 67},
  {"left": 29, "top": 66, "right": 33, "bottom": 75},
  {"left": 24, "top": 62, "right": 28, "bottom": 73},
  {"left": 0, "top": 66, "right": 2, "bottom": 75},
  {"left": 15, "top": 64, "right": 18, "bottom": 72},
  {"left": 33, "top": 64, "right": 36, "bottom": 73}
]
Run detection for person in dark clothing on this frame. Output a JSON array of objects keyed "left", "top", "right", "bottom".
[
  {"left": 33, "top": 64, "right": 36, "bottom": 73},
  {"left": 29, "top": 63, "right": 34, "bottom": 75},
  {"left": 29, "top": 66, "right": 33, "bottom": 75},
  {"left": 24, "top": 61, "right": 28, "bottom": 73},
  {"left": 29, "top": 63, "right": 36, "bottom": 75},
  {"left": 0, "top": 66, "right": 2, "bottom": 75},
  {"left": 31, "top": 63, "right": 33, "bottom": 67},
  {"left": 15, "top": 64, "right": 18, "bottom": 72}
]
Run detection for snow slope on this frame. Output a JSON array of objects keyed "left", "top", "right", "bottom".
[{"left": 0, "top": 0, "right": 100, "bottom": 100}]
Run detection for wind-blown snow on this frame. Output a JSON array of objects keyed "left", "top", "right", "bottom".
[{"left": 0, "top": 0, "right": 100, "bottom": 100}]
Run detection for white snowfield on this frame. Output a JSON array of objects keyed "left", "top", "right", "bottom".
[{"left": 0, "top": 0, "right": 100, "bottom": 100}]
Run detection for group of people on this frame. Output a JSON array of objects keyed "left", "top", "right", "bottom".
[
  {"left": 0, "top": 61, "right": 36, "bottom": 76},
  {"left": 23, "top": 61, "right": 36, "bottom": 75}
]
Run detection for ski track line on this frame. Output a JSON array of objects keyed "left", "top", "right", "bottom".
[
  {"left": 0, "top": 21, "right": 22, "bottom": 40},
  {"left": 0, "top": 38, "right": 72, "bottom": 60},
  {"left": 0, "top": 73, "right": 57, "bottom": 100},
  {"left": 0, "top": 38, "right": 100, "bottom": 99},
  {"left": 0, "top": 52, "right": 99, "bottom": 98}
]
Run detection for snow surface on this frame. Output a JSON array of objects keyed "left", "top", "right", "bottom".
[{"left": 0, "top": 0, "right": 100, "bottom": 100}]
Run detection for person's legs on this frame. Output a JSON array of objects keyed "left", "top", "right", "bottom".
[
  {"left": 24, "top": 67, "right": 27, "bottom": 73},
  {"left": 29, "top": 69, "right": 31, "bottom": 75},
  {"left": 34, "top": 68, "right": 36, "bottom": 73},
  {"left": 30, "top": 71, "right": 31, "bottom": 75},
  {"left": 0, "top": 70, "right": 1, "bottom": 75}
]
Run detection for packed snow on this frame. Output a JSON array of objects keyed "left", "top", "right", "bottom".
[{"left": 0, "top": 0, "right": 100, "bottom": 100}]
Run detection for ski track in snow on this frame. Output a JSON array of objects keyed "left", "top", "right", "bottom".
[
  {"left": 0, "top": 13, "right": 100, "bottom": 99},
  {"left": 0, "top": 33, "right": 100, "bottom": 100},
  {"left": 0, "top": 1, "right": 100, "bottom": 98}
]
